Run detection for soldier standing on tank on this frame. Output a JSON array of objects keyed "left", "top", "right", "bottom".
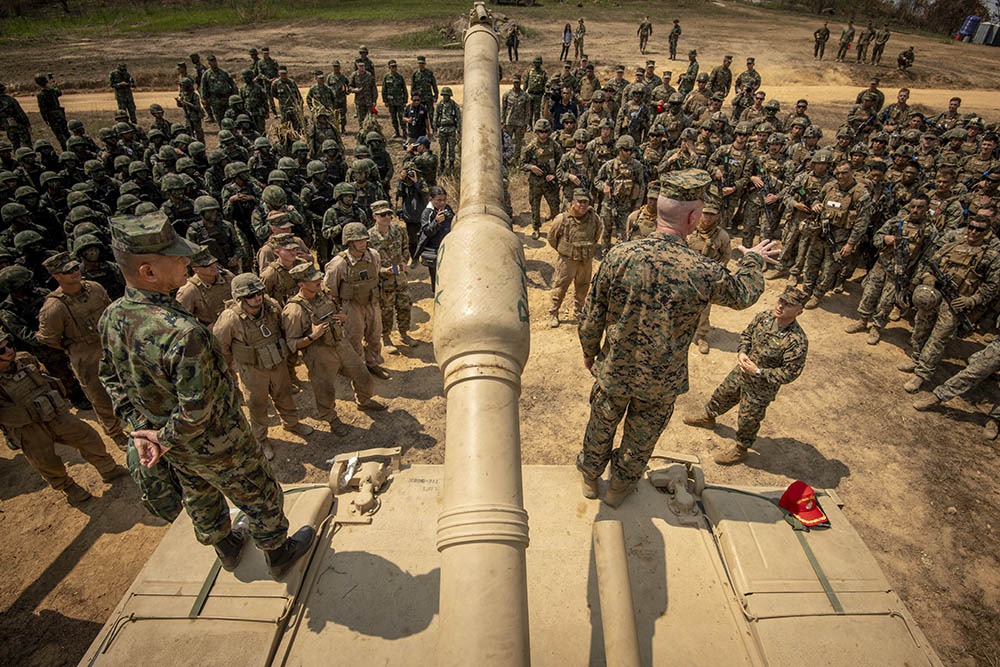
[
  {"left": 367, "top": 200, "right": 418, "bottom": 350},
  {"left": 324, "top": 223, "right": 391, "bottom": 379},
  {"left": 668, "top": 19, "right": 682, "bottom": 60},
  {"left": 0, "top": 329, "right": 125, "bottom": 504},
  {"left": 99, "top": 212, "right": 315, "bottom": 579},
  {"left": 814, "top": 22, "right": 831, "bottom": 60},
  {"left": 175, "top": 248, "right": 234, "bottom": 328},
  {"left": 435, "top": 87, "right": 462, "bottom": 174},
  {"left": 34, "top": 73, "right": 69, "bottom": 151},
  {"left": 213, "top": 272, "right": 313, "bottom": 460},
  {"left": 382, "top": 60, "right": 408, "bottom": 139},
  {"left": 200, "top": 55, "right": 239, "bottom": 125},
  {"left": 684, "top": 286, "right": 808, "bottom": 465},
  {"left": 523, "top": 118, "right": 563, "bottom": 239},
  {"left": 36, "top": 252, "right": 129, "bottom": 450},
  {"left": 109, "top": 62, "right": 137, "bottom": 124},
  {"left": 548, "top": 189, "right": 601, "bottom": 328},
  {"left": 281, "top": 263, "right": 384, "bottom": 437},
  {"left": 576, "top": 170, "right": 776, "bottom": 507}
]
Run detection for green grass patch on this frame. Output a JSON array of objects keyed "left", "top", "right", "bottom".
[{"left": 383, "top": 27, "right": 451, "bottom": 50}]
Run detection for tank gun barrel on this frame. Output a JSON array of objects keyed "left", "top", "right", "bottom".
[{"left": 433, "top": 4, "right": 532, "bottom": 665}]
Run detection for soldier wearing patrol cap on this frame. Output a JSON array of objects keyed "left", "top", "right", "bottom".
[
  {"left": 99, "top": 211, "right": 315, "bottom": 579},
  {"left": 367, "top": 200, "right": 417, "bottom": 349},
  {"left": 281, "top": 262, "right": 384, "bottom": 437},
  {"left": 547, "top": 188, "right": 602, "bottom": 328},
  {"left": 175, "top": 247, "right": 235, "bottom": 328},
  {"left": 577, "top": 169, "right": 777, "bottom": 507},
  {"left": 36, "top": 251, "right": 129, "bottom": 450},
  {"left": 684, "top": 285, "right": 808, "bottom": 465},
  {"left": 213, "top": 272, "right": 312, "bottom": 460}
]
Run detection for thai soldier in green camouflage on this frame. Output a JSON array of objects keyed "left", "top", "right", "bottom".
[
  {"left": 577, "top": 169, "right": 775, "bottom": 507},
  {"left": 382, "top": 60, "right": 408, "bottom": 139},
  {"left": 350, "top": 62, "right": 377, "bottom": 126},
  {"left": 306, "top": 70, "right": 335, "bottom": 116},
  {"left": 573, "top": 18, "right": 586, "bottom": 60},
  {"left": 434, "top": 87, "right": 462, "bottom": 172},
  {"left": 638, "top": 17, "right": 653, "bottom": 54},
  {"left": 684, "top": 286, "right": 808, "bottom": 464},
  {"left": 367, "top": 200, "right": 417, "bottom": 348},
  {"left": 525, "top": 57, "right": 549, "bottom": 125},
  {"left": 74, "top": 234, "right": 126, "bottom": 299},
  {"left": 322, "top": 183, "right": 369, "bottom": 257},
  {"left": 109, "top": 63, "right": 137, "bottom": 124},
  {"left": 669, "top": 19, "right": 682, "bottom": 60},
  {"left": 305, "top": 109, "right": 342, "bottom": 160},
  {"left": 0, "top": 83, "right": 31, "bottom": 150},
  {"left": 240, "top": 69, "right": 270, "bottom": 134},
  {"left": 814, "top": 23, "right": 831, "bottom": 59},
  {"left": 678, "top": 50, "right": 699, "bottom": 98},
  {"left": 200, "top": 55, "right": 239, "bottom": 125},
  {"left": 502, "top": 75, "right": 531, "bottom": 162},
  {"left": 99, "top": 211, "right": 315, "bottom": 578},
  {"left": 356, "top": 46, "right": 376, "bottom": 80},
  {"left": 856, "top": 21, "right": 875, "bottom": 64},
  {"left": 34, "top": 74, "right": 69, "bottom": 151},
  {"left": 522, "top": 118, "right": 563, "bottom": 238},
  {"left": 596, "top": 135, "right": 646, "bottom": 252},
  {"left": 836, "top": 21, "right": 855, "bottom": 62},
  {"left": 175, "top": 77, "right": 205, "bottom": 143},
  {"left": 271, "top": 67, "right": 303, "bottom": 131},
  {"left": 411, "top": 56, "right": 439, "bottom": 122},
  {"left": 253, "top": 47, "right": 280, "bottom": 115},
  {"left": 871, "top": 24, "right": 891, "bottom": 65},
  {"left": 326, "top": 61, "right": 350, "bottom": 133}
]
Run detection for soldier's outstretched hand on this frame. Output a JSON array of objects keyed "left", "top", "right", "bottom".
[{"left": 739, "top": 238, "right": 780, "bottom": 264}]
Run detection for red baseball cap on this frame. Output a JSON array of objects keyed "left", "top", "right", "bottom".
[{"left": 778, "top": 481, "right": 829, "bottom": 527}]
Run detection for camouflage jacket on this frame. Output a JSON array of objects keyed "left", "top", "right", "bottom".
[
  {"left": 350, "top": 70, "right": 377, "bottom": 104},
  {"left": 98, "top": 287, "right": 249, "bottom": 457},
  {"left": 0, "top": 93, "right": 30, "bottom": 129},
  {"left": 325, "top": 73, "right": 350, "bottom": 106},
  {"left": 579, "top": 232, "right": 765, "bottom": 399},
  {"left": 434, "top": 99, "right": 461, "bottom": 132},
  {"left": 177, "top": 90, "right": 204, "bottom": 122},
  {"left": 367, "top": 220, "right": 410, "bottom": 273},
  {"left": 306, "top": 83, "right": 336, "bottom": 112},
  {"left": 200, "top": 67, "right": 238, "bottom": 101},
  {"left": 240, "top": 81, "right": 270, "bottom": 118},
  {"left": 522, "top": 139, "right": 563, "bottom": 185},
  {"left": 525, "top": 68, "right": 548, "bottom": 95},
  {"left": 737, "top": 310, "right": 808, "bottom": 392},
  {"left": 596, "top": 156, "right": 646, "bottom": 207},
  {"left": 109, "top": 70, "right": 135, "bottom": 102},
  {"left": 411, "top": 69, "right": 438, "bottom": 102},
  {"left": 36, "top": 87, "right": 65, "bottom": 119},
  {"left": 381, "top": 72, "right": 408, "bottom": 106},
  {"left": 501, "top": 88, "right": 531, "bottom": 128},
  {"left": 271, "top": 78, "right": 303, "bottom": 109}
]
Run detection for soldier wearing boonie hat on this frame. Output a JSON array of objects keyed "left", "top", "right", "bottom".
[
  {"left": 576, "top": 165, "right": 775, "bottom": 507},
  {"left": 547, "top": 187, "right": 602, "bottom": 328},
  {"left": 100, "top": 211, "right": 317, "bottom": 579}
]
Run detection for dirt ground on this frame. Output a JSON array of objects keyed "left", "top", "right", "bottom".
[{"left": 2, "top": 3, "right": 1000, "bottom": 666}]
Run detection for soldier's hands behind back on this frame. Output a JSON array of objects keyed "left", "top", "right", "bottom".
[
  {"left": 739, "top": 238, "right": 780, "bottom": 265},
  {"left": 131, "top": 429, "right": 169, "bottom": 467}
]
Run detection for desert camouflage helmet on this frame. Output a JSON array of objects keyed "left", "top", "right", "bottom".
[
  {"left": 533, "top": 118, "right": 551, "bottom": 132},
  {"left": 811, "top": 148, "right": 834, "bottom": 163},
  {"left": 573, "top": 128, "right": 589, "bottom": 143},
  {"left": 911, "top": 285, "right": 941, "bottom": 312},
  {"left": 341, "top": 221, "right": 369, "bottom": 243},
  {"left": 231, "top": 272, "right": 266, "bottom": 299},
  {"left": 615, "top": 135, "right": 635, "bottom": 150}
]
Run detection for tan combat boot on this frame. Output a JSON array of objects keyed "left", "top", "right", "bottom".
[
  {"left": 912, "top": 394, "right": 941, "bottom": 411},
  {"left": 683, "top": 412, "right": 716, "bottom": 429},
  {"left": 866, "top": 325, "right": 881, "bottom": 345},
  {"left": 903, "top": 376, "right": 924, "bottom": 393},
  {"left": 358, "top": 398, "right": 387, "bottom": 411},
  {"left": 897, "top": 358, "right": 917, "bottom": 373},
  {"left": 714, "top": 444, "right": 749, "bottom": 465},
  {"left": 283, "top": 422, "right": 314, "bottom": 437},
  {"left": 804, "top": 294, "right": 822, "bottom": 309},
  {"left": 697, "top": 337, "right": 710, "bottom": 354},
  {"left": 764, "top": 268, "right": 787, "bottom": 280},
  {"left": 549, "top": 313, "right": 560, "bottom": 328},
  {"left": 111, "top": 432, "right": 129, "bottom": 452},
  {"left": 399, "top": 332, "right": 420, "bottom": 347},
  {"left": 580, "top": 471, "right": 599, "bottom": 499},
  {"left": 601, "top": 478, "right": 634, "bottom": 508},
  {"left": 984, "top": 419, "right": 999, "bottom": 441},
  {"left": 844, "top": 320, "right": 868, "bottom": 334},
  {"left": 260, "top": 439, "right": 275, "bottom": 460}
]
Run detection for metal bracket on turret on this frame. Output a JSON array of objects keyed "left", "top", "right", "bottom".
[
  {"left": 646, "top": 452, "right": 706, "bottom": 526},
  {"left": 328, "top": 446, "right": 402, "bottom": 521}
]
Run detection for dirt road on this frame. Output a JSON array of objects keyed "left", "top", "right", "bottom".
[{"left": 2, "top": 4, "right": 1000, "bottom": 667}]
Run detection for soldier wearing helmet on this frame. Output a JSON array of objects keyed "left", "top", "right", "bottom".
[
  {"left": 557, "top": 128, "right": 595, "bottom": 206},
  {"left": 84, "top": 158, "right": 121, "bottom": 211},
  {"left": 324, "top": 222, "right": 390, "bottom": 379},
  {"left": 160, "top": 173, "right": 199, "bottom": 238},
  {"left": 594, "top": 134, "right": 646, "bottom": 253},
  {"left": 251, "top": 183, "right": 307, "bottom": 248},
  {"left": 434, "top": 86, "right": 462, "bottom": 173},
  {"left": 707, "top": 120, "right": 761, "bottom": 236},
  {"left": 186, "top": 195, "right": 244, "bottom": 272},
  {"left": 73, "top": 233, "right": 125, "bottom": 299},
  {"left": 220, "top": 160, "right": 263, "bottom": 256},
  {"left": 124, "top": 160, "right": 164, "bottom": 207},
  {"left": 214, "top": 271, "right": 312, "bottom": 460},
  {"left": 323, "top": 182, "right": 370, "bottom": 256},
  {"left": 766, "top": 148, "right": 834, "bottom": 282},
  {"left": 256, "top": 210, "right": 311, "bottom": 270},
  {"left": 522, "top": 118, "right": 563, "bottom": 239},
  {"left": 0, "top": 202, "right": 47, "bottom": 250},
  {"left": 305, "top": 102, "right": 343, "bottom": 160}
]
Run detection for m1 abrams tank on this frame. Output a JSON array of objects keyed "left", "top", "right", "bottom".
[{"left": 81, "top": 6, "right": 942, "bottom": 666}]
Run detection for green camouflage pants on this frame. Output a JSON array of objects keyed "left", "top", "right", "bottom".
[
  {"left": 529, "top": 182, "right": 560, "bottom": 232},
  {"left": 380, "top": 283, "right": 412, "bottom": 334},
  {"left": 601, "top": 203, "right": 631, "bottom": 249},
  {"left": 856, "top": 262, "right": 901, "bottom": 328},
  {"left": 577, "top": 382, "right": 676, "bottom": 484},
  {"left": 126, "top": 444, "right": 184, "bottom": 522},
  {"left": 802, "top": 228, "right": 849, "bottom": 296},
  {"left": 705, "top": 368, "right": 777, "bottom": 447},
  {"left": 439, "top": 130, "right": 458, "bottom": 168},
  {"left": 528, "top": 94, "right": 544, "bottom": 125},
  {"left": 910, "top": 301, "right": 958, "bottom": 381},
  {"left": 166, "top": 429, "right": 288, "bottom": 550},
  {"left": 934, "top": 336, "right": 1000, "bottom": 418},
  {"left": 4, "top": 125, "right": 32, "bottom": 150},
  {"left": 387, "top": 104, "right": 404, "bottom": 136},
  {"left": 669, "top": 38, "right": 679, "bottom": 59}
]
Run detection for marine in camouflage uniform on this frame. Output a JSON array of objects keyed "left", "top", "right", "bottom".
[
  {"left": 707, "top": 121, "right": 759, "bottom": 235},
  {"left": 99, "top": 212, "right": 314, "bottom": 576},
  {"left": 350, "top": 63, "right": 377, "bottom": 125},
  {"left": 434, "top": 88, "right": 462, "bottom": 171},
  {"left": 240, "top": 69, "right": 270, "bottom": 134},
  {"left": 677, "top": 50, "right": 699, "bottom": 99},
  {"left": 34, "top": 75, "right": 69, "bottom": 151},
  {"left": 325, "top": 62, "right": 350, "bottom": 133},
  {"left": 367, "top": 201, "right": 417, "bottom": 347},
  {"left": 686, "top": 201, "right": 731, "bottom": 354},
  {"left": 502, "top": 75, "right": 531, "bottom": 162},
  {"left": 668, "top": 20, "right": 682, "bottom": 60},
  {"left": 595, "top": 135, "right": 645, "bottom": 251},
  {"left": 525, "top": 57, "right": 549, "bottom": 126},
  {"left": 200, "top": 56, "right": 239, "bottom": 125},
  {"left": 175, "top": 77, "right": 205, "bottom": 143},
  {"left": 522, "top": 119, "right": 563, "bottom": 237},
  {"left": 684, "top": 288, "right": 808, "bottom": 464},
  {"left": 767, "top": 149, "right": 833, "bottom": 282},
  {"left": 624, "top": 184, "right": 659, "bottom": 242},
  {"left": 381, "top": 60, "right": 408, "bottom": 138},
  {"left": 743, "top": 132, "right": 788, "bottom": 246},
  {"left": 731, "top": 59, "right": 761, "bottom": 122},
  {"left": 577, "top": 170, "right": 767, "bottom": 505},
  {"left": 175, "top": 248, "right": 234, "bottom": 328},
  {"left": 557, "top": 129, "right": 595, "bottom": 206},
  {"left": 0, "top": 83, "right": 32, "bottom": 150},
  {"left": 548, "top": 189, "right": 601, "bottom": 326}
]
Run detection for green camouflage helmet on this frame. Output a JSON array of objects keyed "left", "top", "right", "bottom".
[
  {"left": 253, "top": 136, "right": 272, "bottom": 150},
  {"left": 441, "top": 86, "right": 453, "bottom": 97},
  {"left": 113, "top": 154, "right": 132, "bottom": 172},
  {"left": 224, "top": 161, "right": 250, "bottom": 179},
  {"left": 291, "top": 140, "right": 309, "bottom": 155},
  {"left": 162, "top": 173, "right": 185, "bottom": 191},
  {"left": 188, "top": 141, "right": 207, "bottom": 156},
  {"left": 66, "top": 191, "right": 91, "bottom": 208},
  {"left": 1, "top": 202, "right": 28, "bottom": 222},
  {"left": 228, "top": 94, "right": 243, "bottom": 105},
  {"left": 158, "top": 145, "right": 177, "bottom": 161},
  {"left": 135, "top": 202, "right": 158, "bottom": 215},
  {"left": 176, "top": 157, "right": 196, "bottom": 172},
  {"left": 73, "top": 234, "right": 103, "bottom": 256},
  {"left": 764, "top": 99, "right": 780, "bottom": 111},
  {"left": 267, "top": 169, "right": 288, "bottom": 184},
  {"left": 231, "top": 272, "right": 266, "bottom": 299},
  {"left": 0, "top": 265, "right": 33, "bottom": 292},
  {"left": 306, "top": 160, "right": 327, "bottom": 177},
  {"left": 128, "top": 161, "right": 150, "bottom": 176},
  {"left": 194, "top": 195, "right": 220, "bottom": 214},
  {"left": 116, "top": 194, "right": 141, "bottom": 212},
  {"left": 178, "top": 173, "right": 196, "bottom": 190},
  {"left": 366, "top": 131, "right": 383, "bottom": 144},
  {"left": 262, "top": 185, "right": 286, "bottom": 207},
  {"left": 218, "top": 129, "right": 236, "bottom": 144},
  {"left": 341, "top": 221, "right": 369, "bottom": 243},
  {"left": 84, "top": 159, "right": 105, "bottom": 176},
  {"left": 14, "top": 229, "right": 44, "bottom": 250},
  {"left": 14, "top": 186, "right": 37, "bottom": 201},
  {"left": 67, "top": 206, "right": 98, "bottom": 224},
  {"left": 277, "top": 156, "right": 298, "bottom": 171},
  {"left": 333, "top": 182, "right": 356, "bottom": 200},
  {"left": 119, "top": 181, "right": 141, "bottom": 198},
  {"left": 207, "top": 149, "right": 225, "bottom": 166},
  {"left": 615, "top": 135, "right": 635, "bottom": 150},
  {"left": 39, "top": 171, "right": 61, "bottom": 187}
]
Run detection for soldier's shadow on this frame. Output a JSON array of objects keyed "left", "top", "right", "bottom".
[
  {"left": 714, "top": 424, "right": 851, "bottom": 489},
  {"left": 0, "top": 456, "right": 47, "bottom": 500},
  {"left": 526, "top": 258, "right": 554, "bottom": 289},
  {"left": 705, "top": 327, "right": 741, "bottom": 353}
]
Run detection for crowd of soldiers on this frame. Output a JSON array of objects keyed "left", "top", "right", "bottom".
[{"left": 0, "top": 26, "right": 998, "bottom": 516}]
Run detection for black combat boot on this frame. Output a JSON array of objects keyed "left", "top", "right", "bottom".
[
  {"left": 264, "top": 526, "right": 317, "bottom": 580},
  {"left": 214, "top": 527, "right": 247, "bottom": 572}
]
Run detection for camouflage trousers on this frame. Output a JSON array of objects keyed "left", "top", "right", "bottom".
[
  {"left": 549, "top": 255, "right": 592, "bottom": 316},
  {"left": 601, "top": 203, "right": 631, "bottom": 249},
  {"left": 185, "top": 116, "right": 205, "bottom": 143},
  {"left": 836, "top": 43, "right": 850, "bottom": 61},
  {"left": 740, "top": 200, "right": 764, "bottom": 247},
  {"left": 380, "top": 282, "right": 413, "bottom": 334},
  {"left": 301, "top": 341, "right": 374, "bottom": 421},
  {"left": 705, "top": 368, "right": 778, "bottom": 447},
  {"left": 116, "top": 97, "right": 137, "bottom": 124},
  {"left": 871, "top": 43, "right": 886, "bottom": 65},
  {"left": 910, "top": 301, "right": 958, "bottom": 381},
  {"left": 387, "top": 104, "right": 404, "bottom": 136},
  {"left": 669, "top": 38, "right": 679, "bottom": 59},
  {"left": 529, "top": 182, "right": 560, "bottom": 232},
  {"left": 438, "top": 130, "right": 459, "bottom": 168},
  {"left": 42, "top": 112, "right": 70, "bottom": 150},
  {"left": 207, "top": 98, "right": 229, "bottom": 125},
  {"left": 4, "top": 125, "right": 32, "bottom": 150},
  {"left": 814, "top": 40, "right": 826, "bottom": 59},
  {"left": 528, "top": 94, "right": 544, "bottom": 125},
  {"left": 720, "top": 194, "right": 742, "bottom": 233},
  {"left": 856, "top": 42, "right": 870, "bottom": 63},
  {"left": 279, "top": 103, "right": 302, "bottom": 131},
  {"left": 126, "top": 443, "right": 183, "bottom": 522},
  {"left": 355, "top": 100, "right": 373, "bottom": 124},
  {"left": 7, "top": 414, "right": 116, "bottom": 491},
  {"left": 577, "top": 382, "right": 676, "bottom": 484},
  {"left": 779, "top": 219, "right": 816, "bottom": 277},
  {"left": 933, "top": 336, "right": 1000, "bottom": 419},
  {"left": 70, "top": 347, "right": 125, "bottom": 439},
  {"left": 802, "top": 229, "right": 849, "bottom": 296},
  {"left": 166, "top": 430, "right": 288, "bottom": 550},
  {"left": 508, "top": 124, "right": 526, "bottom": 163},
  {"left": 856, "top": 262, "right": 903, "bottom": 328},
  {"left": 237, "top": 361, "right": 301, "bottom": 442}
]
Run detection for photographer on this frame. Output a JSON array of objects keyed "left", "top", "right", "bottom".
[
  {"left": 413, "top": 185, "right": 453, "bottom": 292},
  {"left": 395, "top": 167, "right": 430, "bottom": 258}
]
